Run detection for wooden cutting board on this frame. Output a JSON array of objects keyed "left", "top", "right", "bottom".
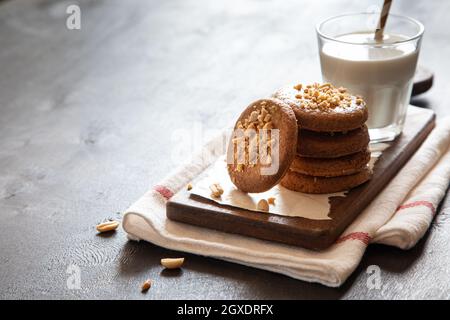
[{"left": 167, "top": 108, "right": 436, "bottom": 250}]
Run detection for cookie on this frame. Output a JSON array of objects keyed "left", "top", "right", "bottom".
[
  {"left": 290, "top": 149, "right": 370, "bottom": 177},
  {"left": 280, "top": 167, "right": 372, "bottom": 194},
  {"left": 298, "top": 125, "right": 370, "bottom": 158},
  {"left": 272, "top": 83, "right": 368, "bottom": 132},
  {"left": 227, "top": 98, "right": 298, "bottom": 193}
]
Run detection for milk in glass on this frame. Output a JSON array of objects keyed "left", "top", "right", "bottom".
[{"left": 319, "top": 32, "right": 419, "bottom": 137}]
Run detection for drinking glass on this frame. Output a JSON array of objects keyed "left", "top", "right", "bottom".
[{"left": 317, "top": 13, "right": 424, "bottom": 142}]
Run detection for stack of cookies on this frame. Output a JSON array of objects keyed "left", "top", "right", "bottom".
[{"left": 273, "top": 83, "right": 372, "bottom": 194}]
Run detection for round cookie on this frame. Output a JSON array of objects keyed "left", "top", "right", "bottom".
[
  {"left": 298, "top": 125, "right": 370, "bottom": 158},
  {"left": 280, "top": 167, "right": 372, "bottom": 194},
  {"left": 227, "top": 98, "right": 298, "bottom": 193},
  {"left": 290, "top": 149, "right": 371, "bottom": 177},
  {"left": 272, "top": 83, "right": 368, "bottom": 132}
]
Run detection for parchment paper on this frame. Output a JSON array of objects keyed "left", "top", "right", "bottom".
[{"left": 190, "top": 143, "right": 388, "bottom": 220}]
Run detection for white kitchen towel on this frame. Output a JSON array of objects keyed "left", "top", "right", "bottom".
[{"left": 123, "top": 115, "right": 450, "bottom": 287}]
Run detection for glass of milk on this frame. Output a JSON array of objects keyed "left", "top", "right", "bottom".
[{"left": 317, "top": 13, "right": 424, "bottom": 142}]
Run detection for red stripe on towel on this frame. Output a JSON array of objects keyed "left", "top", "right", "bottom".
[
  {"left": 397, "top": 200, "right": 436, "bottom": 215},
  {"left": 336, "top": 232, "right": 371, "bottom": 245},
  {"left": 153, "top": 185, "right": 174, "bottom": 200}
]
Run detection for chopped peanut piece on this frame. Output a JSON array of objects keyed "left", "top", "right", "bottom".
[
  {"left": 210, "top": 183, "right": 224, "bottom": 198},
  {"left": 161, "top": 258, "right": 184, "bottom": 269},
  {"left": 141, "top": 279, "right": 152, "bottom": 292},
  {"left": 257, "top": 199, "right": 269, "bottom": 212},
  {"left": 96, "top": 220, "right": 120, "bottom": 233}
]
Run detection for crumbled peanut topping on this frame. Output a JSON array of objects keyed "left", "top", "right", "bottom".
[
  {"left": 232, "top": 102, "right": 274, "bottom": 171},
  {"left": 291, "top": 83, "right": 364, "bottom": 111}
]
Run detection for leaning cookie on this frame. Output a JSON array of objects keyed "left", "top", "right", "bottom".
[
  {"left": 298, "top": 125, "right": 370, "bottom": 158},
  {"left": 273, "top": 83, "right": 368, "bottom": 132},
  {"left": 227, "top": 98, "right": 298, "bottom": 193},
  {"left": 280, "top": 167, "right": 372, "bottom": 194},
  {"left": 290, "top": 149, "right": 371, "bottom": 177}
]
